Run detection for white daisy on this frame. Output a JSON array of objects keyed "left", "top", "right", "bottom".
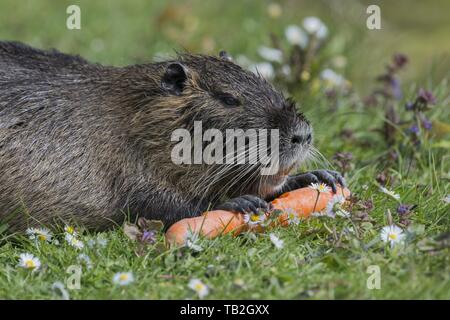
[
  {"left": 269, "top": 233, "right": 284, "bottom": 249},
  {"left": 281, "top": 64, "right": 291, "bottom": 77},
  {"left": 311, "top": 211, "right": 325, "bottom": 217},
  {"left": 380, "top": 225, "right": 405, "bottom": 248},
  {"left": 284, "top": 208, "right": 300, "bottom": 225},
  {"left": 249, "top": 62, "right": 275, "bottom": 80},
  {"left": 285, "top": 25, "right": 308, "bottom": 48},
  {"left": 65, "top": 233, "right": 84, "bottom": 250},
  {"left": 243, "top": 212, "right": 267, "bottom": 226},
  {"left": 87, "top": 239, "right": 96, "bottom": 248},
  {"left": 320, "top": 68, "right": 346, "bottom": 89},
  {"left": 86, "top": 235, "right": 108, "bottom": 248},
  {"left": 310, "top": 182, "right": 331, "bottom": 193},
  {"left": 25, "top": 228, "right": 36, "bottom": 237},
  {"left": 379, "top": 186, "right": 401, "bottom": 201},
  {"left": 96, "top": 235, "right": 108, "bottom": 248},
  {"left": 64, "top": 225, "right": 77, "bottom": 236},
  {"left": 302, "top": 16, "right": 328, "bottom": 39},
  {"left": 26, "top": 227, "right": 52, "bottom": 242},
  {"left": 188, "top": 278, "right": 209, "bottom": 299},
  {"left": 77, "top": 254, "right": 93, "bottom": 269},
  {"left": 336, "top": 209, "right": 350, "bottom": 218},
  {"left": 113, "top": 272, "right": 134, "bottom": 286},
  {"left": 18, "top": 253, "right": 41, "bottom": 270},
  {"left": 325, "top": 195, "right": 349, "bottom": 218},
  {"left": 443, "top": 195, "right": 450, "bottom": 204},
  {"left": 185, "top": 230, "right": 203, "bottom": 252},
  {"left": 257, "top": 46, "right": 283, "bottom": 63}
]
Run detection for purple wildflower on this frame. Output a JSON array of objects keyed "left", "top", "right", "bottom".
[
  {"left": 141, "top": 230, "right": 156, "bottom": 244},
  {"left": 417, "top": 89, "right": 436, "bottom": 105},
  {"left": 393, "top": 53, "right": 408, "bottom": 69},
  {"left": 390, "top": 77, "right": 402, "bottom": 100},
  {"left": 409, "top": 125, "right": 419, "bottom": 135},
  {"left": 397, "top": 204, "right": 411, "bottom": 215},
  {"left": 422, "top": 118, "right": 432, "bottom": 130},
  {"left": 396, "top": 204, "right": 416, "bottom": 226},
  {"left": 376, "top": 172, "right": 389, "bottom": 186},
  {"left": 405, "top": 102, "right": 414, "bottom": 111}
]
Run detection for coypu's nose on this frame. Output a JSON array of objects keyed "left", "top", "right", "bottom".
[{"left": 291, "top": 133, "right": 312, "bottom": 145}]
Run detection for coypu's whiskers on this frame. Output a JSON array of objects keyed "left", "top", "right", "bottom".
[
  {"left": 206, "top": 143, "right": 262, "bottom": 202},
  {"left": 309, "top": 146, "right": 332, "bottom": 169},
  {"left": 212, "top": 144, "right": 261, "bottom": 194},
  {"left": 216, "top": 163, "right": 261, "bottom": 204},
  {"left": 190, "top": 142, "right": 261, "bottom": 211}
]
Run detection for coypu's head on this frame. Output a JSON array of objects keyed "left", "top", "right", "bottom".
[{"left": 138, "top": 53, "right": 313, "bottom": 201}]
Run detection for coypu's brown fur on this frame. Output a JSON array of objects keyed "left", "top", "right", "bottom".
[{"left": 0, "top": 41, "right": 343, "bottom": 232}]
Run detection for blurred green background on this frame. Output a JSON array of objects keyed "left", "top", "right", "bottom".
[
  {"left": 0, "top": 0, "right": 449, "bottom": 94},
  {"left": 1, "top": 1, "right": 449, "bottom": 300}
]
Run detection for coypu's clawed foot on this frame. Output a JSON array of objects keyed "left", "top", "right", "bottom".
[
  {"left": 215, "top": 195, "right": 271, "bottom": 214},
  {"left": 286, "top": 170, "right": 346, "bottom": 193}
]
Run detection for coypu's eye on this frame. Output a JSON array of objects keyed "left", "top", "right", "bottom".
[{"left": 217, "top": 93, "right": 241, "bottom": 107}]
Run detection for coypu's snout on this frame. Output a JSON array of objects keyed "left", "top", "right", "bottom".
[
  {"left": 251, "top": 103, "right": 313, "bottom": 197},
  {"left": 269, "top": 98, "right": 313, "bottom": 177}
]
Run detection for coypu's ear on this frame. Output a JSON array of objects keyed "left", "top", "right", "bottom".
[{"left": 161, "top": 63, "right": 188, "bottom": 95}]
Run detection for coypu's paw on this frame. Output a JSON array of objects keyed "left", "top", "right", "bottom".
[
  {"left": 287, "top": 170, "right": 346, "bottom": 193},
  {"left": 215, "top": 195, "right": 271, "bottom": 214}
]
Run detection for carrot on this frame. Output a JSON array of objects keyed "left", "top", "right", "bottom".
[
  {"left": 272, "top": 186, "right": 351, "bottom": 226},
  {"left": 165, "top": 186, "right": 351, "bottom": 246},
  {"left": 165, "top": 210, "right": 246, "bottom": 246}
]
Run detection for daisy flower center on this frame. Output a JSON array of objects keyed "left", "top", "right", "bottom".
[
  {"left": 250, "top": 214, "right": 260, "bottom": 222},
  {"left": 388, "top": 233, "right": 397, "bottom": 240},
  {"left": 119, "top": 274, "right": 129, "bottom": 281},
  {"left": 25, "top": 260, "right": 35, "bottom": 268},
  {"left": 38, "top": 234, "right": 47, "bottom": 241},
  {"left": 195, "top": 284, "right": 204, "bottom": 291}
]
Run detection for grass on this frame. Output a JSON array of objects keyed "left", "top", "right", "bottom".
[
  {"left": 0, "top": 0, "right": 449, "bottom": 299},
  {"left": 1, "top": 173, "right": 449, "bottom": 299}
]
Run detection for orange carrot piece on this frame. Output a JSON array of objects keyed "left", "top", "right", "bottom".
[
  {"left": 165, "top": 186, "right": 351, "bottom": 246},
  {"left": 273, "top": 186, "right": 351, "bottom": 226},
  {"left": 165, "top": 210, "right": 246, "bottom": 246}
]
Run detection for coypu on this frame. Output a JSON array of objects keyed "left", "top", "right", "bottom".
[{"left": 0, "top": 41, "right": 344, "bottom": 232}]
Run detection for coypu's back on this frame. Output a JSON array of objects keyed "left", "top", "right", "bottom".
[
  {"left": 0, "top": 41, "right": 92, "bottom": 77},
  {"left": 0, "top": 41, "right": 143, "bottom": 231}
]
